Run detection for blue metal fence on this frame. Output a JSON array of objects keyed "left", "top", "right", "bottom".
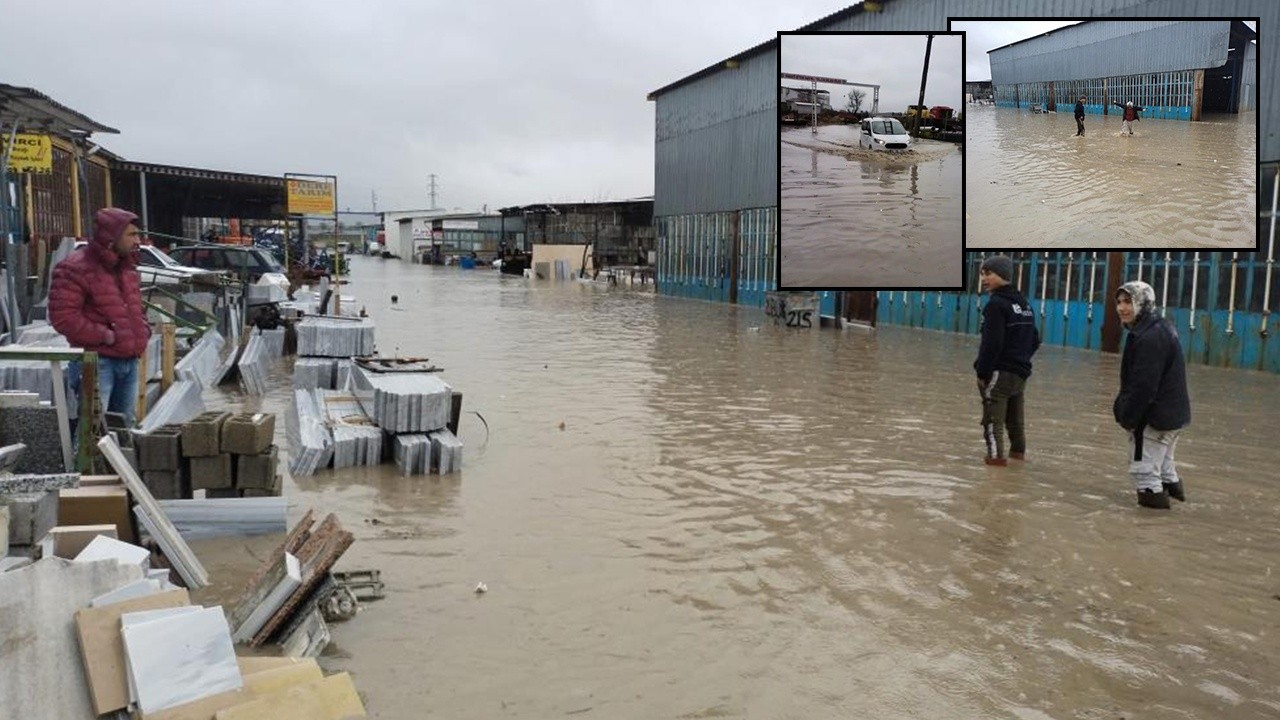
[{"left": 876, "top": 252, "right": 1280, "bottom": 373}]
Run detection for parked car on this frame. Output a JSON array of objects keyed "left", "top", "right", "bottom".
[
  {"left": 167, "top": 245, "right": 291, "bottom": 298},
  {"left": 72, "top": 241, "right": 223, "bottom": 286},
  {"left": 859, "top": 117, "right": 913, "bottom": 152}
]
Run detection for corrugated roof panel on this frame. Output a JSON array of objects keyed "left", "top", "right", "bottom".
[{"left": 988, "top": 21, "right": 1230, "bottom": 85}]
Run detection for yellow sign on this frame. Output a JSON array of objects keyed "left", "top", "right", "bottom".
[
  {"left": 286, "top": 178, "right": 336, "bottom": 215},
  {"left": 1, "top": 133, "right": 53, "bottom": 174}
]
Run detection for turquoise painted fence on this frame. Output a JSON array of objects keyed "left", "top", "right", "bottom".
[
  {"left": 877, "top": 252, "right": 1280, "bottom": 374},
  {"left": 656, "top": 207, "right": 776, "bottom": 306}
]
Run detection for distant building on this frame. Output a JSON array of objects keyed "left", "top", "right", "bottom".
[
  {"left": 988, "top": 20, "right": 1256, "bottom": 120},
  {"left": 965, "top": 80, "right": 993, "bottom": 102},
  {"left": 500, "top": 198, "right": 655, "bottom": 268},
  {"left": 780, "top": 86, "right": 832, "bottom": 112}
]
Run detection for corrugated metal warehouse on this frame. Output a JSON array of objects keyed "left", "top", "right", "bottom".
[
  {"left": 988, "top": 20, "right": 1256, "bottom": 120},
  {"left": 647, "top": 0, "right": 1277, "bottom": 372}
]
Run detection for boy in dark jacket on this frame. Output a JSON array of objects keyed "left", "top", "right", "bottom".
[
  {"left": 1113, "top": 280, "right": 1191, "bottom": 509},
  {"left": 1074, "top": 95, "right": 1086, "bottom": 136},
  {"left": 974, "top": 255, "right": 1042, "bottom": 466}
]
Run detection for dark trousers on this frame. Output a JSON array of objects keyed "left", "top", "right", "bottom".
[
  {"left": 980, "top": 371, "right": 1027, "bottom": 459},
  {"left": 1075, "top": 117, "right": 1085, "bottom": 136}
]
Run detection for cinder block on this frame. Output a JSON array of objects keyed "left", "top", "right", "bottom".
[
  {"left": 203, "top": 488, "right": 241, "bottom": 499},
  {"left": 240, "top": 486, "right": 280, "bottom": 498},
  {"left": 235, "top": 446, "right": 279, "bottom": 491},
  {"left": 136, "top": 425, "right": 183, "bottom": 472},
  {"left": 221, "top": 413, "right": 276, "bottom": 456},
  {"left": 142, "top": 470, "right": 185, "bottom": 500},
  {"left": 182, "top": 411, "right": 232, "bottom": 457},
  {"left": 190, "top": 454, "right": 233, "bottom": 491},
  {"left": 1, "top": 491, "right": 58, "bottom": 546}
]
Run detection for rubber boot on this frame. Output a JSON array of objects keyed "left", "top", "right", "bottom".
[
  {"left": 1137, "top": 489, "right": 1171, "bottom": 509},
  {"left": 1163, "top": 480, "right": 1186, "bottom": 502},
  {"left": 984, "top": 457, "right": 1007, "bottom": 467},
  {"left": 1009, "top": 451, "right": 1025, "bottom": 460}
]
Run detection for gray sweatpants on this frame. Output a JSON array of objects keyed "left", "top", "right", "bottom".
[{"left": 1127, "top": 427, "right": 1181, "bottom": 492}]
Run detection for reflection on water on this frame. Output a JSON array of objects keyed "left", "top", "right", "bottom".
[
  {"left": 199, "top": 259, "right": 1280, "bottom": 719},
  {"left": 966, "top": 105, "right": 1256, "bottom": 248},
  {"left": 780, "top": 125, "right": 962, "bottom": 288}
]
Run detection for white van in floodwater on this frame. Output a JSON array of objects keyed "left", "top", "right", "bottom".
[{"left": 859, "top": 117, "right": 913, "bottom": 152}]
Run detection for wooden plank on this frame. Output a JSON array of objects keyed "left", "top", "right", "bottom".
[
  {"left": 161, "top": 323, "right": 176, "bottom": 392},
  {"left": 98, "top": 434, "right": 208, "bottom": 588},
  {"left": 249, "top": 514, "right": 352, "bottom": 647}
]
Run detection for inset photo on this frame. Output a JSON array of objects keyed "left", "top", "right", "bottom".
[
  {"left": 953, "top": 19, "right": 1258, "bottom": 249},
  {"left": 779, "top": 32, "right": 964, "bottom": 290}
]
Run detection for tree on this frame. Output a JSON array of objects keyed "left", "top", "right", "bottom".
[{"left": 846, "top": 89, "right": 866, "bottom": 114}]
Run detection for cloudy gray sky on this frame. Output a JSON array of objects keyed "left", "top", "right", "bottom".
[
  {"left": 781, "top": 33, "right": 963, "bottom": 114},
  {"left": 3, "top": 0, "right": 862, "bottom": 214},
  {"left": 952, "top": 19, "right": 1259, "bottom": 82}
]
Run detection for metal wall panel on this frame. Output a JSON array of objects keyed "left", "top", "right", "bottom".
[
  {"left": 1241, "top": 41, "right": 1257, "bottom": 112},
  {"left": 654, "top": 48, "right": 778, "bottom": 217}
]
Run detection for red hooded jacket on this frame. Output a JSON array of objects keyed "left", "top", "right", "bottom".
[{"left": 48, "top": 208, "right": 151, "bottom": 359}]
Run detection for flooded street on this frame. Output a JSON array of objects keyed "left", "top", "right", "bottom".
[
  {"left": 199, "top": 257, "right": 1280, "bottom": 719},
  {"left": 966, "top": 106, "right": 1256, "bottom": 248},
  {"left": 780, "top": 125, "right": 962, "bottom": 288}
]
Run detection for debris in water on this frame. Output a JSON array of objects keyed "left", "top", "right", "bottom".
[
  {"left": 558, "top": 421, "right": 566, "bottom": 431},
  {"left": 475, "top": 582, "right": 488, "bottom": 594},
  {"left": 391, "top": 294, "right": 399, "bottom": 304}
]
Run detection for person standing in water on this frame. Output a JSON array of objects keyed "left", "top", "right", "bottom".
[
  {"left": 1074, "top": 94, "right": 1087, "bottom": 136},
  {"left": 973, "top": 255, "right": 1041, "bottom": 466},
  {"left": 1112, "top": 100, "right": 1144, "bottom": 135}
]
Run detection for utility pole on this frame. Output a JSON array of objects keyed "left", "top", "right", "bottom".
[
  {"left": 427, "top": 174, "right": 439, "bottom": 210},
  {"left": 912, "top": 34, "right": 935, "bottom": 134},
  {"left": 371, "top": 189, "right": 377, "bottom": 213}
]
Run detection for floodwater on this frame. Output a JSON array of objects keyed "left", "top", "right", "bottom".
[
  {"left": 197, "top": 257, "right": 1280, "bottom": 719},
  {"left": 780, "top": 125, "right": 963, "bottom": 288},
  {"left": 966, "top": 105, "right": 1257, "bottom": 248}
]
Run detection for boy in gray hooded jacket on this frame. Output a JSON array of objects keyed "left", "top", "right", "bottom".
[{"left": 1114, "top": 280, "right": 1191, "bottom": 509}]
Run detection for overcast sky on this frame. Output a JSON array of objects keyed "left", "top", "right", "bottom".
[
  {"left": 4, "top": 0, "right": 869, "bottom": 215},
  {"left": 781, "top": 33, "right": 962, "bottom": 113},
  {"left": 952, "top": 19, "right": 1259, "bottom": 82}
]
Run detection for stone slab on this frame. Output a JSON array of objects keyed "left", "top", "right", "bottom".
[
  {"left": 74, "top": 587, "right": 191, "bottom": 714},
  {"left": 46, "top": 523, "right": 118, "bottom": 558},
  {"left": 0, "top": 405, "right": 64, "bottom": 473},
  {"left": 213, "top": 672, "right": 364, "bottom": 720},
  {"left": 59, "top": 485, "right": 137, "bottom": 545},
  {"left": 122, "top": 605, "right": 243, "bottom": 715},
  {"left": 75, "top": 534, "right": 152, "bottom": 570},
  {"left": 0, "top": 471, "right": 80, "bottom": 494},
  {"left": 0, "top": 557, "right": 145, "bottom": 720}
]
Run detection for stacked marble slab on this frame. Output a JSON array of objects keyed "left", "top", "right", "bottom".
[
  {"left": 259, "top": 327, "right": 286, "bottom": 358},
  {"left": 286, "top": 389, "right": 333, "bottom": 476},
  {"left": 236, "top": 333, "right": 270, "bottom": 395},
  {"left": 351, "top": 367, "right": 452, "bottom": 434},
  {"left": 296, "top": 317, "right": 375, "bottom": 358},
  {"left": 319, "top": 390, "right": 383, "bottom": 468},
  {"left": 393, "top": 434, "right": 431, "bottom": 475},
  {"left": 293, "top": 357, "right": 353, "bottom": 390},
  {"left": 429, "top": 429, "right": 463, "bottom": 474},
  {"left": 174, "top": 330, "right": 226, "bottom": 387},
  {"left": 0, "top": 322, "right": 68, "bottom": 403},
  {"left": 139, "top": 380, "right": 206, "bottom": 433}
]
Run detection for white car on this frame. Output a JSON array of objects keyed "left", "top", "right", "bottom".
[
  {"left": 859, "top": 117, "right": 913, "bottom": 151},
  {"left": 72, "top": 241, "right": 223, "bottom": 286}
]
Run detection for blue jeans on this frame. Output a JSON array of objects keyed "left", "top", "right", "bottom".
[{"left": 68, "top": 356, "right": 140, "bottom": 428}]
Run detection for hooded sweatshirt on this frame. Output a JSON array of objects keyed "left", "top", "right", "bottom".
[
  {"left": 48, "top": 208, "right": 151, "bottom": 359},
  {"left": 1113, "top": 281, "right": 1191, "bottom": 431},
  {"left": 974, "top": 284, "right": 1041, "bottom": 381}
]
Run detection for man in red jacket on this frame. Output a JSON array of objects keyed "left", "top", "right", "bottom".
[{"left": 49, "top": 207, "right": 152, "bottom": 427}]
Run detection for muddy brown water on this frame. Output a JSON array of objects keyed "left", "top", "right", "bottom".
[
  {"left": 780, "top": 126, "right": 963, "bottom": 288},
  {"left": 966, "top": 105, "right": 1257, "bottom": 249},
  {"left": 195, "top": 257, "right": 1280, "bottom": 719}
]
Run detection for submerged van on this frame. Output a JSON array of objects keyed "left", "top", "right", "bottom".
[{"left": 859, "top": 117, "right": 912, "bottom": 151}]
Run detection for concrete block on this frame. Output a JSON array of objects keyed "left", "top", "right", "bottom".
[
  {"left": 143, "top": 470, "right": 186, "bottom": 501},
  {"left": 190, "top": 454, "right": 233, "bottom": 491},
  {"left": 1, "top": 490, "right": 58, "bottom": 546},
  {"left": 203, "top": 488, "right": 242, "bottom": 499},
  {"left": 235, "top": 446, "right": 278, "bottom": 490},
  {"left": 182, "top": 411, "right": 232, "bottom": 457},
  {"left": 222, "top": 413, "right": 276, "bottom": 455},
  {"left": 0, "top": 557, "right": 146, "bottom": 720},
  {"left": 240, "top": 485, "right": 280, "bottom": 498},
  {"left": 136, "top": 425, "right": 184, "bottom": 472}
]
